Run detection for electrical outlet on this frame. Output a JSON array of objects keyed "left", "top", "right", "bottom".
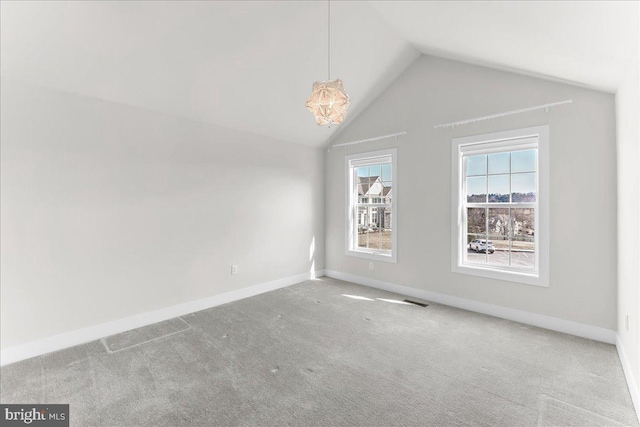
[
  {"left": 369, "top": 262, "right": 374, "bottom": 270},
  {"left": 625, "top": 314, "right": 629, "bottom": 332},
  {"left": 231, "top": 265, "right": 238, "bottom": 275}
]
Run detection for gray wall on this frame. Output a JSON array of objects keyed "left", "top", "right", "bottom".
[
  {"left": 0, "top": 79, "right": 325, "bottom": 349},
  {"left": 326, "top": 56, "right": 617, "bottom": 329}
]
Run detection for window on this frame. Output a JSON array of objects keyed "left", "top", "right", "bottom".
[
  {"left": 451, "top": 126, "right": 549, "bottom": 286},
  {"left": 345, "top": 149, "right": 397, "bottom": 262}
]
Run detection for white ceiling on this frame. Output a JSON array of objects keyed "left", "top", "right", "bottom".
[
  {"left": 0, "top": 1, "right": 419, "bottom": 147},
  {"left": 1, "top": 1, "right": 638, "bottom": 148},
  {"left": 371, "top": 1, "right": 639, "bottom": 93}
]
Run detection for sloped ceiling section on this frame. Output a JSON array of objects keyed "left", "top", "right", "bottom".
[
  {"left": 3, "top": 2, "right": 636, "bottom": 148},
  {"left": 370, "top": 1, "right": 639, "bottom": 94},
  {"left": 0, "top": 1, "right": 419, "bottom": 147}
]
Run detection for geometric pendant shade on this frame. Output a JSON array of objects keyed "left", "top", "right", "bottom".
[{"left": 305, "top": 78, "right": 350, "bottom": 126}]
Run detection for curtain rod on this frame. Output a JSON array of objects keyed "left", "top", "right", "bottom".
[
  {"left": 331, "top": 132, "right": 407, "bottom": 148},
  {"left": 434, "top": 99, "right": 573, "bottom": 129}
]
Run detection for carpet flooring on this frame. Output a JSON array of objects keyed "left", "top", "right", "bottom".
[{"left": 1, "top": 277, "right": 638, "bottom": 426}]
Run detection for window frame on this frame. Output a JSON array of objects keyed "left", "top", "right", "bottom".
[
  {"left": 345, "top": 148, "right": 397, "bottom": 263},
  {"left": 451, "top": 126, "right": 549, "bottom": 287}
]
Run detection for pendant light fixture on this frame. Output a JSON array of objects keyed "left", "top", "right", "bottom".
[{"left": 305, "top": 0, "right": 350, "bottom": 126}]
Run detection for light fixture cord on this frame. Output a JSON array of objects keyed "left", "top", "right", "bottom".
[{"left": 328, "top": 0, "right": 331, "bottom": 81}]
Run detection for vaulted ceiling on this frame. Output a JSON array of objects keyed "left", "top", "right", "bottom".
[
  {"left": 1, "top": 1, "right": 637, "bottom": 148},
  {"left": 370, "top": 1, "right": 638, "bottom": 93}
]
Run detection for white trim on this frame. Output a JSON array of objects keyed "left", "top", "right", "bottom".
[
  {"left": 451, "top": 125, "right": 550, "bottom": 287},
  {"left": 350, "top": 154, "right": 393, "bottom": 167},
  {"left": 458, "top": 137, "right": 537, "bottom": 155},
  {"left": 344, "top": 249, "right": 395, "bottom": 263},
  {"left": 0, "top": 270, "right": 325, "bottom": 367},
  {"left": 345, "top": 148, "right": 397, "bottom": 263},
  {"left": 434, "top": 99, "right": 572, "bottom": 129},
  {"left": 453, "top": 263, "right": 545, "bottom": 287},
  {"left": 616, "top": 335, "right": 640, "bottom": 422},
  {"left": 324, "top": 270, "right": 616, "bottom": 344}
]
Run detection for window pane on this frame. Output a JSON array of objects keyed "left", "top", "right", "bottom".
[
  {"left": 488, "top": 152, "right": 510, "bottom": 175},
  {"left": 372, "top": 206, "right": 382, "bottom": 229},
  {"left": 467, "top": 176, "right": 487, "bottom": 202},
  {"left": 487, "top": 208, "right": 510, "bottom": 266},
  {"left": 467, "top": 208, "right": 486, "bottom": 235},
  {"left": 382, "top": 207, "right": 392, "bottom": 251},
  {"left": 382, "top": 182, "right": 392, "bottom": 203},
  {"left": 356, "top": 207, "right": 368, "bottom": 234},
  {"left": 357, "top": 167, "right": 369, "bottom": 177},
  {"left": 369, "top": 165, "right": 381, "bottom": 180},
  {"left": 512, "top": 208, "right": 534, "bottom": 234},
  {"left": 381, "top": 164, "right": 392, "bottom": 181},
  {"left": 512, "top": 173, "right": 536, "bottom": 202},
  {"left": 357, "top": 205, "right": 375, "bottom": 247},
  {"left": 357, "top": 208, "right": 374, "bottom": 249},
  {"left": 488, "top": 208, "right": 510, "bottom": 240},
  {"left": 356, "top": 207, "right": 390, "bottom": 251},
  {"left": 467, "top": 155, "right": 487, "bottom": 176},
  {"left": 510, "top": 240, "right": 535, "bottom": 268},
  {"left": 358, "top": 229, "right": 376, "bottom": 250},
  {"left": 488, "top": 175, "right": 510, "bottom": 203},
  {"left": 358, "top": 172, "right": 372, "bottom": 199},
  {"left": 511, "top": 208, "right": 535, "bottom": 269},
  {"left": 466, "top": 207, "right": 487, "bottom": 264},
  {"left": 382, "top": 207, "right": 392, "bottom": 231},
  {"left": 511, "top": 149, "right": 536, "bottom": 173},
  {"left": 368, "top": 178, "right": 383, "bottom": 196},
  {"left": 467, "top": 247, "right": 487, "bottom": 264},
  {"left": 487, "top": 234, "right": 509, "bottom": 266}
]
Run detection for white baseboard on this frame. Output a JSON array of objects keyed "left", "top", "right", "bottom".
[
  {"left": 0, "top": 270, "right": 325, "bottom": 367},
  {"left": 616, "top": 335, "right": 640, "bottom": 421},
  {"left": 324, "top": 270, "right": 617, "bottom": 344}
]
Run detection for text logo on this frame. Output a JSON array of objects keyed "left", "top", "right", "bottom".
[{"left": 1, "top": 405, "right": 69, "bottom": 426}]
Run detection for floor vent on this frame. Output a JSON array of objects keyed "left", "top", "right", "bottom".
[{"left": 403, "top": 299, "right": 428, "bottom": 307}]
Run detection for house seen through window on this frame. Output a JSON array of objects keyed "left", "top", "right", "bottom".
[{"left": 345, "top": 149, "right": 397, "bottom": 262}]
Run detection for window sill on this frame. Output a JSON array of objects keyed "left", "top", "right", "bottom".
[
  {"left": 452, "top": 263, "right": 548, "bottom": 287},
  {"left": 346, "top": 249, "right": 397, "bottom": 263}
]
